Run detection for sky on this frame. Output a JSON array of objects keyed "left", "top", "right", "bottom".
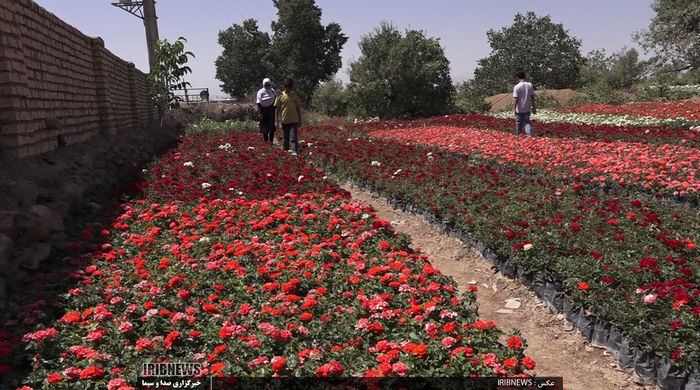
[{"left": 35, "top": 0, "right": 657, "bottom": 100}]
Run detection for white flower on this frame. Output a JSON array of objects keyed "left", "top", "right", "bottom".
[
  {"left": 393, "top": 169, "right": 402, "bottom": 175},
  {"left": 199, "top": 237, "right": 210, "bottom": 243},
  {"left": 201, "top": 182, "right": 211, "bottom": 189},
  {"left": 298, "top": 175, "right": 304, "bottom": 182},
  {"left": 183, "top": 162, "right": 194, "bottom": 167},
  {"left": 141, "top": 169, "right": 148, "bottom": 173},
  {"left": 371, "top": 161, "right": 381, "bottom": 166},
  {"left": 523, "top": 244, "right": 533, "bottom": 251},
  {"left": 361, "top": 213, "right": 370, "bottom": 219},
  {"left": 322, "top": 176, "right": 327, "bottom": 180},
  {"left": 229, "top": 188, "right": 235, "bottom": 191},
  {"left": 248, "top": 146, "right": 255, "bottom": 150}
]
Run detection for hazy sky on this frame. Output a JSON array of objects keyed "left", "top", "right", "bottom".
[{"left": 36, "top": 0, "right": 656, "bottom": 99}]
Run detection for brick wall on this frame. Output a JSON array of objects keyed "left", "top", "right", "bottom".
[{"left": 0, "top": 0, "right": 157, "bottom": 158}]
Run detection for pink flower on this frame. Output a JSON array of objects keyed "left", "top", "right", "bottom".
[
  {"left": 119, "top": 322, "right": 133, "bottom": 333},
  {"left": 643, "top": 294, "right": 657, "bottom": 304},
  {"left": 392, "top": 362, "right": 409, "bottom": 376},
  {"left": 441, "top": 337, "right": 457, "bottom": 348},
  {"left": 493, "top": 363, "right": 506, "bottom": 375},
  {"left": 483, "top": 353, "right": 498, "bottom": 368},
  {"left": 108, "top": 378, "right": 127, "bottom": 390}
]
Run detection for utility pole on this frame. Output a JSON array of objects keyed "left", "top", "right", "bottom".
[{"left": 111, "top": 0, "right": 160, "bottom": 70}]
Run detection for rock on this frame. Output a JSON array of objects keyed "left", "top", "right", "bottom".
[
  {"left": 0, "top": 234, "right": 12, "bottom": 274},
  {"left": 77, "top": 155, "right": 94, "bottom": 169},
  {"left": 29, "top": 205, "right": 64, "bottom": 232},
  {"left": 492, "top": 283, "right": 498, "bottom": 293},
  {"left": 564, "top": 321, "right": 575, "bottom": 332},
  {"left": 21, "top": 243, "right": 52, "bottom": 270},
  {"left": 9, "top": 180, "right": 39, "bottom": 208},
  {"left": 0, "top": 276, "right": 5, "bottom": 309},
  {"left": 496, "top": 309, "right": 514, "bottom": 314},
  {"left": 504, "top": 299, "right": 522, "bottom": 309},
  {"left": 0, "top": 211, "right": 20, "bottom": 240},
  {"left": 556, "top": 313, "right": 565, "bottom": 321},
  {"left": 17, "top": 215, "right": 50, "bottom": 244},
  {"left": 6, "top": 270, "right": 30, "bottom": 292},
  {"left": 44, "top": 201, "right": 71, "bottom": 220},
  {"left": 468, "top": 280, "right": 477, "bottom": 285},
  {"left": 61, "top": 183, "right": 85, "bottom": 211}
]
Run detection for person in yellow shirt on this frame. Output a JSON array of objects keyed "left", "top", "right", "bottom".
[{"left": 274, "top": 78, "right": 303, "bottom": 154}]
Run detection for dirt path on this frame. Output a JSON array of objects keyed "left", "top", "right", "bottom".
[{"left": 343, "top": 183, "right": 647, "bottom": 390}]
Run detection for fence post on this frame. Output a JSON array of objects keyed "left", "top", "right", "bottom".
[{"left": 90, "top": 37, "right": 116, "bottom": 135}]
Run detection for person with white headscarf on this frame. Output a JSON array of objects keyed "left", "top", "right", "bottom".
[{"left": 256, "top": 78, "right": 277, "bottom": 143}]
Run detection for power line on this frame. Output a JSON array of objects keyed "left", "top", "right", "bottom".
[
  {"left": 232, "top": 0, "right": 260, "bottom": 20},
  {"left": 250, "top": 0, "right": 274, "bottom": 21},
  {"left": 217, "top": 0, "right": 245, "bottom": 18}
]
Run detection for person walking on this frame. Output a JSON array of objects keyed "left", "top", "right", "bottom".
[
  {"left": 274, "top": 78, "right": 302, "bottom": 154},
  {"left": 513, "top": 70, "right": 536, "bottom": 136},
  {"left": 256, "top": 78, "right": 277, "bottom": 143}
]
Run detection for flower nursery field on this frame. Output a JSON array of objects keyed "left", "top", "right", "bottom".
[
  {"left": 2, "top": 100, "right": 700, "bottom": 390},
  {"left": 0, "top": 132, "right": 533, "bottom": 389}
]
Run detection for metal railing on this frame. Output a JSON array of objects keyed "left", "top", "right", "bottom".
[{"left": 174, "top": 87, "right": 210, "bottom": 104}]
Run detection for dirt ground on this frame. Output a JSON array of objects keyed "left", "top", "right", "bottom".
[{"left": 342, "top": 183, "right": 651, "bottom": 390}]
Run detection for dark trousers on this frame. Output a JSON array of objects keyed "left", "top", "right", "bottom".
[
  {"left": 259, "top": 105, "right": 276, "bottom": 143},
  {"left": 281, "top": 123, "right": 299, "bottom": 153}
]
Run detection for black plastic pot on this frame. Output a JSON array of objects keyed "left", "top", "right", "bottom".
[
  {"left": 617, "top": 338, "right": 636, "bottom": 372},
  {"left": 590, "top": 319, "right": 611, "bottom": 349},
  {"left": 551, "top": 292, "right": 565, "bottom": 312},
  {"left": 686, "top": 371, "right": 700, "bottom": 390},
  {"left": 657, "top": 357, "right": 688, "bottom": 390},
  {"left": 606, "top": 325, "right": 622, "bottom": 356},
  {"left": 566, "top": 306, "right": 580, "bottom": 325},
  {"left": 633, "top": 349, "right": 657, "bottom": 386},
  {"left": 543, "top": 281, "right": 557, "bottom": 305},
  {"left": 576, "top": 312, "right": 595, "bottom": 340},
  {"left": 533, "top": 281, "right": 545, "bottom": 299}
]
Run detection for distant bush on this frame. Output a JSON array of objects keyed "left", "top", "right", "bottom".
[
  {"left": 311, "top": 78, "right": 349, "bottom": 117},
  {"left": 453, "top": 95, "right": 492, "bottom": 114}
]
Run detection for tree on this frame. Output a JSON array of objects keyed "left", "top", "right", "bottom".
[
  {"left": 311, "top": 78, "right": 348, "bottom": 117},
  {"left": 148, "top": 37, "right": 195, "bottom": 123},
  {"left": 633, "top": 0, "right": 700, "bottom": 76},
  {"left": 580, "top": 49, "right": 613, "bottom": 87},
  {"left": 215, "top": 0, "right": 348, "bottom": 103},
  {"left": 606, "top": 47, "right": 645, "bottom": 89},
  {"left": 215, "top": 19, "right": 272, "bottom": 99},
  {"left": 347, "top": 21, "right": 454, "bottom": 119},
  {"left": 472, "top": 12, "right": 585, "bottom": 96},
  {"left": 268, "top": 0, "right": 348, "bottom": 103}
]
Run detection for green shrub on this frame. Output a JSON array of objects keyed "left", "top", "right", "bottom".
[{"left": 311, "top": 78, "right": 349, "bottom": 117}]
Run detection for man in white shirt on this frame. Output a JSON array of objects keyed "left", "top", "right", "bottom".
[{"left": 513, "top": 70, "right": 536, "bottom": 136}]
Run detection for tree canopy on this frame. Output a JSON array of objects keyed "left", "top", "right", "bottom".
[
  {"left": 633, "top": 0, "right": 700, "bottom": 77},
  {"left": 215, "top": 0, "right": 348, "bottom": 102},
  {"left": 472, "top": 12, "right": 585, "bottom": 96},
  {"left": 347, "top": 21, "right": 454, "bottom": 119}
]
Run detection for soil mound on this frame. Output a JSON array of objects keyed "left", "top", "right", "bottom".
[{"left": 486, "top": 89, "right": 585, "bottom": 111}]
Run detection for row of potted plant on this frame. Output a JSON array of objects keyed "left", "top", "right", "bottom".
[
  {"left": 300, "top": 124, "right": 700, "bottom": 374},
  {"left": 367, "top": 125, "right": 700, "bottom": 198},
  {"left": 1, "top": 132, "right": 533, "bottom": 390}
]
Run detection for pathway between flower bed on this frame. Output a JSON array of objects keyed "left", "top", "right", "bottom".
[{"left": 342, "top": 183, "right": 643, "bottom": 390}]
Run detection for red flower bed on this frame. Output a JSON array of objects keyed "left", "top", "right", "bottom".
[
  {"left": 367, "top": 125, "right": 700, "bottom": 196},
  {"left": 555, "top": 101, "right": 700, "bottom": 121},
  {"left": 1, "top": 132, "right": 531, "bottom": 389},
  {"left": 302, "top": 124, "right": 700, "bottom": 373},
  {"left": 344, "top": 114, "right": 700, "bottom": 147}
]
